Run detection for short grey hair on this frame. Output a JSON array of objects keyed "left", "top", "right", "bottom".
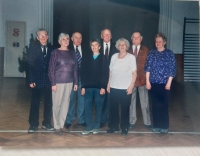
[
  {"left": 155, "top": 32, "right": 167, "bottom": 42},
  {"left": 101, "top": 29, "right": 112, "bottom": 35},
  {"left": 36, "top": 28, "right": 48, "bottom": 36},
  {"left": 131, "top": 31, "right": 143, "bottom": 39},
  {"left": 90, "top": 39, "right": 101, "bottom": 46},
  {"left": 58, "top": 33, "right": 70, "bottom": 43},
  {"left": 71, "top": 32, "right": 82, "bottom": 38},
  {"left": 115, "top": 38, "right": 130, "bottom": 51}
]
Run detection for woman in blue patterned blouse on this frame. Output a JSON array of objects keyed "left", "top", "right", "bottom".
[{"left": 145, "top": 33, "right": 176, "bottom": 133}]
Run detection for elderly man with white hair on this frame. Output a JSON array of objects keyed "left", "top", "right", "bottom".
[{"left": 128, "top": 31, "right": 152, "bottom": 130}]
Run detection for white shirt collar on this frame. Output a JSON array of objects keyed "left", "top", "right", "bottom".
[
  {"left": 73, "top": 44, "right": 82, "bottom": 57},
  {"left": 103, "top": 42, "right": 111, "bottom": 55},
  {"left": 74, "top": 44, "right": 81, "bottom": 49},
  {"left": 132, "top": 45, "right": 141, "bottom": 51},
  {"left": 104, "top": 41, "right": 110, "bottom": 46}
]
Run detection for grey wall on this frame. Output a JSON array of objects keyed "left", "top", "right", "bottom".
[
  {"left": 1, "top": 0, "right": 43, "bottom": 47},
  {"left": 171, "top": 1, "right": 199, "bottom": 54},
  {"left": 0, "top": 0, "right": 54, "bottom": 77}
]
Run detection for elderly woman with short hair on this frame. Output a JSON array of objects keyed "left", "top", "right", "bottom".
[
  {"left": 107, "top": 38, "right": 137, "bottom": 135},
  {"left": 48, "top": 33, "right": 78, "bottom": 135},
  {"left": 145, "top": 33, "right": 176, "bottom": 133}
]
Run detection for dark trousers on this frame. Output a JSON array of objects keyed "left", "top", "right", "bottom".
[
  {"left": 110, "top": 88, "right": 132, "bottom": 130},
  {"left": 150, "top": 83, "right": 169, "bottom": 129},
  {"left": 101, "top": 92, "right": 110, "bottom": 124},
  {"left": 29, "top": 87, "right": 52, "bottom": 127},
  {"left": 84, "top": 88, "right": 105, "bottom": 131},
  {"left": 66, "top": 79, "right": 85, "bottom": 124}
]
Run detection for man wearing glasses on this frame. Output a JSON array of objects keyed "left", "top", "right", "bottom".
[{"left": 28, "top": 28, "right": 55, "bottom": 133}]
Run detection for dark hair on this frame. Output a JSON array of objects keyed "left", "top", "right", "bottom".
[
  {"left": 90, "top": 39, "right": 101, "bottom": 46},
  {"left": 155, "top": 32, "right": 167, "bottom": 42}
]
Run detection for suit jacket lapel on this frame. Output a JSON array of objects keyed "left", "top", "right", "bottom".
[
  {"left": 138, "top": 45, "right": 144, "bottom": 57},
  {"left": 37, "top": 45, "right": 43, "bottom": 57}
]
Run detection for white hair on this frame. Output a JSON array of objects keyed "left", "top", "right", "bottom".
[
  {"left": 115, "top": 38, "right": 130, "bottom": 51},
  {"left": 101, "top": 29, "right": 112, "bottom": 35},
  {"left": 36, "top": 28, "right": 48, "bottom": 36},
  {"left": 58, "top": 33, "right": 69, "bottom": 43}
]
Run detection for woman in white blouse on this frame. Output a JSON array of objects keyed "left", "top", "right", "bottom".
[{"left": 107, "top": 38, "right": 137, "bottom": 135}]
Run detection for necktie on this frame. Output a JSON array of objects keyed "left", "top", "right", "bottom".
[
  {"left": 75, "top": 46, "right": 82, "bottom": 67},
  {"left": 105, "top": 44, "right": 108, "bottom": 59},
  {"left": 133, "top": 46, "right": 137, "bottom": 57},
  {"left": 43, "top": 46, "right": 46, "bottom": 57}
]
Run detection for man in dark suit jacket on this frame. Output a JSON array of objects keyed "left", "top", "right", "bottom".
[
  {"left": 28, "top": 28, "right": 55, "bottom": 133},
  {"left": 128, "top": 31, "right": 152, "bottom": 130},
  {"left": 100, "top": 29, "right": 118, "bottom": 127},
  {"left": 65, "top": 32, "right": 87, "bottom": 128}
]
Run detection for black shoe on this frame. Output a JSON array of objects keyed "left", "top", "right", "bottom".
[
  {"left": 100, "top": 123, "right": 105, "bottom": 128},
  {"left": 64, "top": 123, "right": 72, "bottom": 128},
  {"left": 107, "top": 128, "right": 119, "bottom": 134},
  {"left": 78, "top": 122, "right": 86, "bottom": 127},
  {"left": 121, "top": 129, "right": 128, "bottom": 136},
  {"left": 42, "top": 124, "right": 55, "bottom": 131},
  {"left": 28, "top": 126, "right": 38, "bottom": 133},
  {"left": 108, "top": 122, "right": 111, "bottom": 128},
  {"left": 129, "top": 124, "right": 135, "bottom": 129},
  {"left": 144, "top": 124, "right": 153, "bottom": 130}
]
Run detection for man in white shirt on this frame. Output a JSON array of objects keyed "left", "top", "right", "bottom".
[{"left": 100, "top": 29, "right": 118, "bottom": 128}]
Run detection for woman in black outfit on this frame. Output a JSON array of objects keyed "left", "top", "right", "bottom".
[{"left": 81, "top": 39, "right": 107, "bottom": 135}]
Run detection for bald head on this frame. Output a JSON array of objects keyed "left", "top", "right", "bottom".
[{"left": 71, "top": 32, "right": 82, "bottom": 46}]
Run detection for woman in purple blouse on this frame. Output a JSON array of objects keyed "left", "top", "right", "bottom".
[
  {"left": 145, "top": 33, "right": 176, "bottom": 134},
  {"left": 48, "top": 33, "right": 78, "bottom": 135}
]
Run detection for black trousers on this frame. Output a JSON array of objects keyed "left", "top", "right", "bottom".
[
  {"left": 29, "top": 87, "right": 52, "bottom": 127},
  {"left": 109, "top": 88, "right": 132, "bottom": 130},
  {"left": 150, "top": 83, "right": 169, "bottom": 129},
  {"left": 101, "top": 91, "right": 110, "bottom": 124}
]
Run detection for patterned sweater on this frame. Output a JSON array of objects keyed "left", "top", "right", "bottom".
[
  {"left": 48, "top": 49, "right": 78, "bottom": 86},
  {"left": 144, "top": 48, "right": 176, "bottom": 84}
]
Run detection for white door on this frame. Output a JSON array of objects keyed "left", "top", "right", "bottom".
[{"left": 5, "top": 21, "right": 26, "bottom": 77}]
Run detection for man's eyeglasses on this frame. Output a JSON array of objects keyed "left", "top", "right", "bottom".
[{"left": 38, "top": 34, "right": 48, "bottom": 38}]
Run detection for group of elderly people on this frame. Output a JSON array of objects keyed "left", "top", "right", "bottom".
[
  {"left": 29, "top": 29, "right": 176, "bottom": 135},
  {"left": 47, "top": 31, "right": 176, "bottom": 136}
]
